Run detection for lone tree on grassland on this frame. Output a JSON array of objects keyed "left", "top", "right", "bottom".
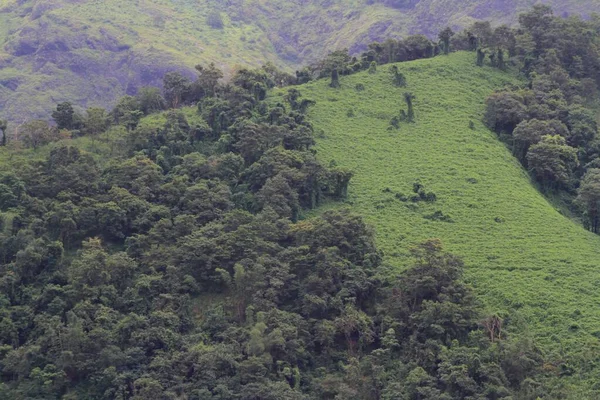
[
  {"left": 404, "top": 92, "right": 416, "bottom": 122},
  {"left": 390, "top": 65, "right": 407, "bottom": 87}
]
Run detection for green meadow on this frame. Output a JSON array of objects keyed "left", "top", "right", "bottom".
[{"left": 289, "top": 52, "right": 600, "bottom": 375}]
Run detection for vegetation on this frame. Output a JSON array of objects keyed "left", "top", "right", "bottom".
[
  {"left": 1, "top": 0, "right": 600, "bottom": 124},
  {"left": 0, "top": 48, "right": 547, "bottom": 398},
  {"left": 2, "top": 2, "right": 600, "bottom": 398},
  {"left": 296, "top": 50, "right": 600, "bottom": 396}
]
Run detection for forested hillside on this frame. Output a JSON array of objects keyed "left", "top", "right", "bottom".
[
  {"left": 0, "top": 50, "right": 545, "bottom": 399},
  {"left": 1, "top": 0, "right": 600, "bottom": 123},
  {"left": 2, "top": 3, "right": 600, "bottom": 399}
]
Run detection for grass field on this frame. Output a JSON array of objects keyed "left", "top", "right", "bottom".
[{"left": 284, "top": 52, "right": 600, "bottom": 392}]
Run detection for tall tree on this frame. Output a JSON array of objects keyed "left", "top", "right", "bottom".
[
  {"left": 136, "top": 87, "right": 166, "bottom": 115},
  {"left": 330, "top": 68, "right": 341, "bottom": 88},
  {"left": 194, "top": 63, "right": 224, "bottom": 97},
  {"left": 438, "top": 27, "right": 455, "bottom": 55},
  {"left": 52, "top": 102, "right": 75, "bottom": 130},
  {"left": 84, "top": 107, "right": 109, "bottom": 143},
  {"left": 404, "top": 92, "right": 416, "bottom": 122},
  {"left": 163, "top": 71, "right": 191, "bottom": 109}
]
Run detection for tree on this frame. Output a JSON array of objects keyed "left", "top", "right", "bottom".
[
  {"left": 404, "top": 92, "right": 416, "bottom": 122},
  {"left": 404, "top": 35, "right": 434, "bottom": 60},
  {"left": 484, "top": 91, "right": 527, "bottom": 133},
  {"left": 469, "top": 21, "right": 494, "bottom": 48},
  {"left": 84, "top": 107, "right": 109, "bottom": 142},
  {"left": 390, "top": 65, "right": 406, "bottom": 87},
  {"left": 368, "top": 61, "right": 377, "bottom": 74},
  {"left": 312, "top": 49, "right": 352, "bottom": 78},
  {"left": 476, "top": 48, "right": 486, "bottom": 66},
  {"left": 136, "top": 87, "right": 166, "bottom": 115},
  {"left": 52, "top": 102, "right": 75, "bottom": 130},
  {"left": 512, "top": 119, "right": 568, "bottom": 163},
  {"left": 163, "top": 71, "right": 191, "bottom": 108},
  {"left": 577, "top": 169, "right": 600, "bottom": 233},
  {"left": 20, "top": 120, "right": 58, "bottom": 149},
  {"left": 566, "top": 106, "right": 598, "bottom": 148},
  {"left": 526, "top": 135, "right": 578, "bottom": 190},
  {"left": 438, "top": 27, "right": 455, "bottom": 55},
  {"left": 194, "top": 63, "right": 224, "bottom": 97},
  {"left": 0, "top": 119, "right": 7, "bottom": 146},
  {"left": 330, "top": 68, "right": 340, "bottom": 88},
  {"left": 497, "top": 48, "right": 506, "bottom": 70},
  {"left": 493, "top": 25, "right": 517, "bottom": 56}
]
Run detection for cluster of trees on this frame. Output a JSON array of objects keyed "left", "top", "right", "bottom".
[
  {"left": 0, "top": 38, "right": 551, "bottom": 399},
  {"left": 477, "top": 6, "right": 600, "bottom": 231}
]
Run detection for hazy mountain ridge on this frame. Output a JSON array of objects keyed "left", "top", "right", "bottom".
[{"left": 0, "top": 0, "right": 599, "bottom": 123}]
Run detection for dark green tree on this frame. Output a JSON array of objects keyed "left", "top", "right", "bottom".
[
  {"left": 438, "top": 27, "right": 455, "bottom": 55},
  {"left": 368, "top": 61, "right": 377, "bottom": 74},
  {"left": 404, "top": 92, "right": 416, "bottom": 122},
  {"left": 163, "top": 71, "right": 191, "bottom": 108},
  {"left": 52, "top": 102, "right": 75, "bottom": 130},
  {"left": 194, "top": 62, "right": 224, "bottom": 98},
  {"left": 476, "top": 48, "right": 486, "bottom": 66},
  {"left": 330, "top": 68, "right": 340, "bottom": 88},
  {"left": 390, "top": 65, "right": 407, "bottom": 87},
  {"left": 526, "top": 135, "right": 578, "bottom": 190},
  {"left": 136, "top": 87, "right": 166, "bottom": 115}
]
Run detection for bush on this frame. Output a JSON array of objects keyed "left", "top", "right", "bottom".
[{"left": 424, "top": 210, "right": 454, "bottom": 222}]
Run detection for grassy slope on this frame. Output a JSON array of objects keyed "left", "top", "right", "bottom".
[{"left": 289, "top": 52, "right": 600, "bottom": 385}]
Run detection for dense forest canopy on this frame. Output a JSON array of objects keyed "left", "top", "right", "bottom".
[{"left": 0, "top": 4, "right": 600, "bottom": 399}]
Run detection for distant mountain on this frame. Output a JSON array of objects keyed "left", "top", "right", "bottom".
[{"left": 1, "top": 0, "right": 598, "bottom": 122}]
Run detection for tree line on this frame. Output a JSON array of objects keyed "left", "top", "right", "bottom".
[{"left": 476, "top": 6, "right": 600, "bottom": 232}]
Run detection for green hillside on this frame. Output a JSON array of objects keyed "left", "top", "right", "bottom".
[
  {"left": 293, "top": 52, "right": 600, "bottom": 376},
  {"left": 2, "top": 0, "right": 600, "bottom": 123}
]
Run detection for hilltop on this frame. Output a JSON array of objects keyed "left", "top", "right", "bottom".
[
  {"left": 1, "top": 0, "right": 600, "bottom": 122},
  {"left": 292, "top": 51, "right": 600, "bottom": 393}
]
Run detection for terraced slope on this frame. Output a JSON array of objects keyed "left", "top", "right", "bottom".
[{"left": 292, "top": 52, "right": 600, "bottom": 377}]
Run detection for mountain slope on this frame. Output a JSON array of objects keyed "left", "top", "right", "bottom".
[
  {"left": 293, "top": 52, "right": 600, "bottom": 391},
  {"left": 2, "top": 0, "right": 600, "bottom": 123}
]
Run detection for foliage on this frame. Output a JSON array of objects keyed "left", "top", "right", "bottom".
[
  {"left": 0, "top": 55, "right": 546, "bottom": 398},
  {"left": 296, "top": 51, "right": 600, "bottom": 396},
  {"left": 1, "top": 0, "right": 599, "bottom": 124}
]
